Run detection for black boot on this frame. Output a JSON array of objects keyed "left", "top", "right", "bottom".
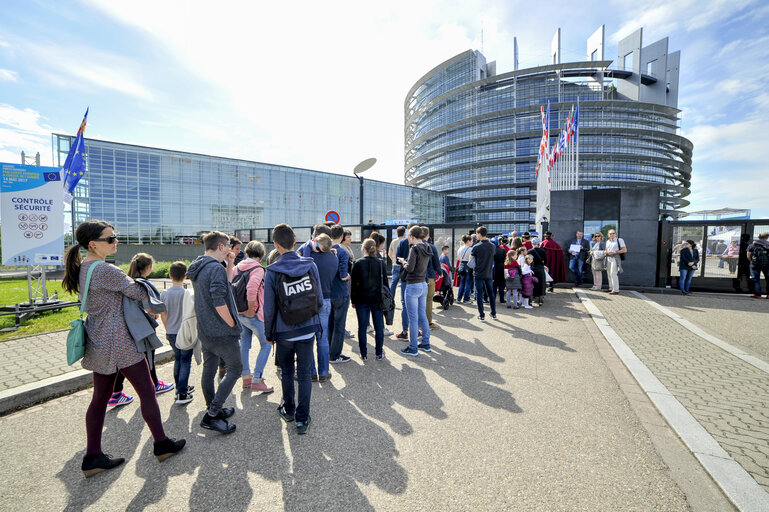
[
  {"left": 81, "top": 453, "right": 125, "bottom": 477},
  {"left": 153, "top": 437, "right": 186, "bottom": 462}
]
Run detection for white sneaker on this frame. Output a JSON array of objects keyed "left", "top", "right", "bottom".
[
  {"left": 384, "top": 328, "right": 394, "bottom": 336},
  {"left": 367, "top": 325, "right": 374, "bottom": 333},
  {"left": 524, "top": 304, "right": 534, "bottom": 309}
]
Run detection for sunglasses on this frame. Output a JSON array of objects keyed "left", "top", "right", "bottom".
[{"left": 94, "top": 236, "right": 118, "bottom": 244}]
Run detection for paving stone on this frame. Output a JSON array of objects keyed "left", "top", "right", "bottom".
[{"left": 584, "top": 290, "right": 769, "bottom": 494}]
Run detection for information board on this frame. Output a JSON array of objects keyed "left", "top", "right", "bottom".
[{"left": 1, "top": 163, "right": 64, "bottom": 266}]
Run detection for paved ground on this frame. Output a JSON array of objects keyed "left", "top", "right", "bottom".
[
  {"left": 581, "top": 289, "right": 769, "bottom": 495},
  {"left": 0, "top": 290, "right": 710, "bottom": 511}
]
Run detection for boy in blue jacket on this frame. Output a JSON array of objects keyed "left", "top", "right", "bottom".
[{"left": 264, "top": 223, "right": 323, "bottom": 435}]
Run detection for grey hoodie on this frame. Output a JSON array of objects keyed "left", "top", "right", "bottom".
[
  {"left": 187, "top": 255, "right": 242, "bottom": 339},
  {"left": 402, "top": 242, "right": 432, "bottom": 284}
]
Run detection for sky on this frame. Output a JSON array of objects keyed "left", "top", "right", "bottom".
[{"left": 1, "top": 0, "right": 768, "bottom": 218}]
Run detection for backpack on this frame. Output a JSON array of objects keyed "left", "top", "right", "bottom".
[
  {"left": 232, "top": 266, "right": 257, "bottom": 314},
  {"left": 275, "top": 271, "right": 320, "bottom": 325},
  {"left": 751, "top": 244, "right": 769, "bottom": 268}
]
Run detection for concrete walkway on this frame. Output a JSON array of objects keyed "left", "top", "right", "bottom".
[{"left": 0, "top": 289, "right": 751, "bottom": 510}]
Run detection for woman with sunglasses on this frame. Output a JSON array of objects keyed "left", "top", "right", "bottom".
[{"left": 63, "top": 220, "right": 185, "bottom": 477}]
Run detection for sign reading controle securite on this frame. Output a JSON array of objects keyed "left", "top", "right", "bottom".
[{"left": 1, "top": 162, "right": 64, "bottom": 266}]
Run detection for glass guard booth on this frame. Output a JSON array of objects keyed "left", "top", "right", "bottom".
[{"left": 662, "top": 220, "right": 769, "bottom": 292}]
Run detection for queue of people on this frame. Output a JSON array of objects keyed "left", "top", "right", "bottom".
[{"left": 65, "top": 217, "right": 641, "bottom": 478}]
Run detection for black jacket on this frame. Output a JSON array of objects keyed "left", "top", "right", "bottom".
[
  {"left": 679, "top": 247, "right": 700, "bottom": 270},
  {"left": 351, "top": 256, "right": 387, "bottom": 305}
]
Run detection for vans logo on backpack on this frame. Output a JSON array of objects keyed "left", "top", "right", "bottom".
[{"left": 282, "top": 275, "right": 313, "bottom": 296}]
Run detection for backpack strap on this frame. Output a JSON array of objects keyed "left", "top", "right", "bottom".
[{"left": 80, "top": 261, "right": 103, "bottom": 318}]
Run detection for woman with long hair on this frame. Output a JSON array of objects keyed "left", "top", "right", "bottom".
[
  {"left": 63, "top": 220, "right": 184, "bottom": 477},
  {"left": 351, "top": 238, "right": 388, "bottom": 360},
  {"left": 233, "top": 240, "right": 274, "bottom": 393}
]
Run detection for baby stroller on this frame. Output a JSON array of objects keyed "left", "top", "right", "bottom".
[{"left": 433, "top": 263, "right": 455, "bottom": 310}]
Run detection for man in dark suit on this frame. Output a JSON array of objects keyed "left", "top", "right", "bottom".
[{"left": 568, "top": 230, "right": 590, "bottom": 287}]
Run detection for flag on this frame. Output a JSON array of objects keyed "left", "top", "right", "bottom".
[
  {"left": 63, "top": 108, "right": 88, "bottom": 196},
  {"left": 571, "top": 102, "right": 579, "bottom": 134}
]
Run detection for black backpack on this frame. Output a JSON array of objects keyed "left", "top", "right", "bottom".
[
  {"left": 275, "top": 271, "right": 320, "bottom": 325},
  {"left": 751, "top": 244, "right": 769, "bottom": 268},
  {"left": 232, "top": 266, "right": 259, "bottom": 314}
]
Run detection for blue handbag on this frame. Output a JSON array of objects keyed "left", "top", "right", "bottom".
[{"left": 66, "top": 261, "right": 101, "bottom": 365}]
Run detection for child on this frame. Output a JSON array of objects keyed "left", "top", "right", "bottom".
[
  {"left": 439, "top": 245, "right": 452, "bottom": 271},
  {"left": 520, "top": 254, "right": 539, "bottom": 309},
  {"left": 109, "top": 253, "right": 173, "bottom": 407},
  {"left": 504, "top": 250, "right": 522, "bottom": 309},
  {"left": 264, "top": 223, "right": 323, "bottom": 435},
  {"left": 160, "top": 261, "right": 195, "bottom": 404},
  {"left": 516, "top": 246, "right": 527, "bottom": 267}
]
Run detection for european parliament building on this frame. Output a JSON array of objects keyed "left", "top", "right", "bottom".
[
  {"left": 53, "top": 136, "right": 446, "bottom": 243},
  {"left": 405, "top": 26, "right": 693, "bottom": 233}
]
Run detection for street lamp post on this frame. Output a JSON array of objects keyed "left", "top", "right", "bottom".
[{"left": 353, "top": 158, "right": 376, "bottom": 226}]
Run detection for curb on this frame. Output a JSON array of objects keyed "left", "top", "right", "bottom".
[{"left": 0, "top": 345, "right": 174, "bottom": 416}]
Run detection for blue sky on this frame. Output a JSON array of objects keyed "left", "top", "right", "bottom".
[{"left": 1, "top": 0, "right": 767, "bottom": 217}]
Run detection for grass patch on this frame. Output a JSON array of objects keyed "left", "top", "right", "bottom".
[{"left": 0, "top": 279, "right": 81, "bottom": 341}]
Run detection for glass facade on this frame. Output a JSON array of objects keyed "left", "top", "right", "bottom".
[
  {"left": 53, "top": 136, "right": 446, "bottom": 243},
  {"left": 405, "top": 50, "right": 694, "bottom": 232}
]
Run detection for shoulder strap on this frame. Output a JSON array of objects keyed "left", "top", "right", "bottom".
[{"left": 80, "top": 261, "right": 103, "bottom": 317}]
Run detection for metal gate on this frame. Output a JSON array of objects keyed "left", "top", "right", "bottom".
[{"left": 658, "top": 219, "right": 769, "bottom": 292}]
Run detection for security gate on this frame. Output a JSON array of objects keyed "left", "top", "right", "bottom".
[{"left": 659, "top": 219, "right": 769, "bottom": 292}]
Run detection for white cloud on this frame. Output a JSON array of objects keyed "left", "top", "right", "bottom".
[
  {"left": 0, "top": 104, "right": 55, "bottom": 166},
  {"left": 2, "top": 35, "right": 154, "bottom": 101},
  {"left": 0, "top": 68, "right": 18, "bottom": 82},
  {"left": 609, "top": 0, "right": 756, "bottom": 43}
]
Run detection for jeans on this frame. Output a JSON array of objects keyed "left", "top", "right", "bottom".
[
  {"left": 328, "top": 296, "right": 349, "bottom": 360},
  {"left": 458, "top": 268, "right": 474, "bottom": 301},
  {"left": 238, "top": 314, "right": 272, "bottom": 379},
  {"left": 495, "top": 280, "right": 505, "bottom": 304},
  {"left": 276, "top": 337, "right": 314, "bottom": 423},
  {"left": 405, "top": 282, "right": 430, "bottom": 351},
  {"left": 751, "top": 265, "right": 769, "bottom": 295},
  {"left": 401, "top": 278, "right": 409, "bottom": 332},
  {"left": 505, "top": 289, "right": 520, "bottom": 307},
  {"left": 426, "top": 278, "right": 435, "bottom": 324},
  {"left": 679, "top": 268, "right": 694, "bottom": 293},
  {"left": 200, "top": 334, "right": 243, "bottom": 416},
  {"left": 389, "top": 265, "right": 401, "bottom": 297},
  {"left": 355, "top": 303, "right": 384, "bottom": 358},
  {"left": 475, "top": 277, "right": 496, "bottom": 317},
  {"left": 569, "top": 256, "right": 585, "bottom": 285},
  {"left": 310, "top": 298, "right": 331, "bottom": 376},
  {"left": 167, "top": 334, "right": 192, "bottom": 394}
]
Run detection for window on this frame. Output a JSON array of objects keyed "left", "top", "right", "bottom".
[
  {"left": 646, "top": 59, "right": 656, "bottom": 75},
  {"left": 623, "top": 52, "right": 634, "bottom": 71}
]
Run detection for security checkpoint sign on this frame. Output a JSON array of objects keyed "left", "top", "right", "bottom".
[{"left": 1, "top": 163, "right": 64, "bottom": 266}]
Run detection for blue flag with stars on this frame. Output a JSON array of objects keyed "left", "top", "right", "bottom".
[{"left": 62, "top": 108, "right": 88, "bottom": 195}]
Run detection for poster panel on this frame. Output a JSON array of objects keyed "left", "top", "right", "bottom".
[{"left": 1, "top": 163, "right": 64, "bottom": 266}]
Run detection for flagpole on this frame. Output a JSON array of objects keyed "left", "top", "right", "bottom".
[{"left": 576, "top": 98, "right": 580, "bottom": 189}]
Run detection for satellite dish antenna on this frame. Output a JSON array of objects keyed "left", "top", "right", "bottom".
[{"left": 353, "top": 157, "right": 377, "bottom": 175}]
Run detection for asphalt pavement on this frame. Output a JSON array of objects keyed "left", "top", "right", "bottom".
[{"left": 1, "top": 288, "right": 763, "bottom": 510}]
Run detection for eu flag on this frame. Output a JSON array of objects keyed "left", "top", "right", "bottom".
[{"left": 62, "top": 108, "right": 88, "bottom": 195}]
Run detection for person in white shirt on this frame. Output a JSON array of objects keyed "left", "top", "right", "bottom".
[
  {"left": 456, "top": 235, "right": 474, "bottom": 303},
  {"left": 604, "top": 229, "right": 627, "bottom": 294}
]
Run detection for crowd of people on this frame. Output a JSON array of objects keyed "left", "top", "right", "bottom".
[{"left": 64, "top": 217, "right": 645, "bottom": 477}]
